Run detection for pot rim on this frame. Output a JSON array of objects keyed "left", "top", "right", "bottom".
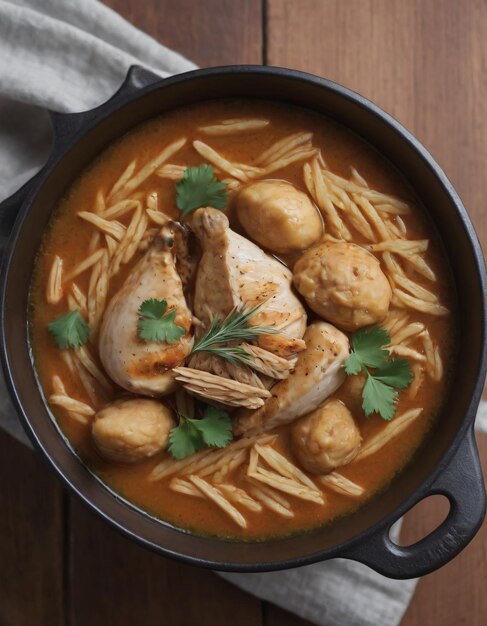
[{"left": 1, "top": 64, "right": 486, "bottom": 575}]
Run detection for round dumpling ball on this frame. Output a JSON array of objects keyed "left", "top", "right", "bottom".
[
  {"left": 291, "top": 399, "right": 361, "bottom": 474},
  {"left": 236, "top": 180, "right": 323, "bottom": 253},
  {"left": 293, "top": 241, "right": 391, "bottom": 331},
  {"left": 92, "top": 398, "right": 175, "bottom": 464}
]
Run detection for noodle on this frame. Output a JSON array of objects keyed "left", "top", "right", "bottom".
[
  {"left": 64, "top": 249, "right": 105, "bottom": 282},
  {"left": 255, "top": 444, "right": 319, "bottom": 492},
  {"left": 169, "top": 477, "right": 205, "bottom": 498},
  {"left": 403, "top": 253, "right": 437, "bottom": 282},
  {"left": 198, "top": 448, "right": 247, "bottom": 478},
  {"left": 70, "top": 283, "right": 87, "bottom": 313},
  {"left": 146, "top": 191, "right": 158, "bottom": 211},
  {"left": 77, "top": 212, "right": 126, "bottom": 241},
  {"left": 199, "top": 119, "right": 270, "bottom": 135},
  {"left": 256, "top": 131, "right": 313, "bottom": 166},
  {"left": 51, "top": 375, "right": 66, "bottom": 395},
  {"left": 408, "top": 363, "right": 425, "bottom": 399},
  {"left": 393, "top": 289, "right": 449, "bottom": 316},
  {"left": 391, "top": 274, "right": 438, "bottom": 302},
  {"left": 247, "top": 484, "right": 294, "bottom": 517},
  {"left": 390, "top": 322, "right": 425, "bottom": 345},
  {"left": 352, "top": 194, "right": 391, "bottom": 241},
  {"left": 87, "top": 257, "right": 102, "bottom": 327},
  {"left": 324, "top": 179, "right": 376, "bottom": 241},
  {"left": 111, "top": 138, "right": 187, "bottom": 202},
  {"left": 249, "top": 468, "right": 324, "bottom": 504},
  {"left": 122, "top": 210, "right": 148, "bottom": 264},
  {"left": 75, "top": 346, "right": 113, "bottom": 391},
  {"left": 319, "top": 473, "right": 364, "bottom": 497},
  {"left": 156, "top": 164, "right": 186, "bottom": 180},
  {"left": 146, "top": 209, "right": 171, "bottom": 226},
  {"left": 388, "top": 344, "right": 427, "bottom": 362},
  {"left": 217, "top": 484, "right": 263, "bottom": 512},
  {"left": 350, "top": 167, "right": 368, "bottom": 187},
  {"left": 368, "top": 239, "right": 429, "bottom": 254},
  {"left": 92, "top": 249, "right": 109, "bottom": 330},
  {"left": 189, "top": 475, "right": 247, "bottom": 528},
  {"left": 87, "top": 231, "right": 101, "bottom": 255},
  {"left": 108, "top": 205, "right": 142, "bottom": 277},
  {"left": 49, "top": 394, "right": 95, "bottom": 416},
  {"left": 308, "top": 160, "right": 351, "bottom": 240},
  {"left": 263, "top": 147, "right": 318, "bottom": 175},
  {"left": 107, "top": 160, "right": 137, "bottom": 200},
  {"left": 101, "top": 199, "right": 140, "bottom": 220},
  {"left": 192, "top": 140, "right": 253, "bottom": 181},
  {"left": 355, "top": 409, "right": 423, "bottom": 461},
  {"left": 46, "top": 255, "right": 63, "bottom": 305}
]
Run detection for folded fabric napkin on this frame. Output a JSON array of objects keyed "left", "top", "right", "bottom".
[{"left": 2, "top": 1, "right": 463, "bottom": 624}]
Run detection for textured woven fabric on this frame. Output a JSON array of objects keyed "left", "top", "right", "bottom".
[{"left": 0, "top": 2, "right": 446, "bottom": 624}]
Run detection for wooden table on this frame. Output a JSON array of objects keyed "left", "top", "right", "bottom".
[{"left": 1, "top": 1, "right": 486, "bottom": 624}]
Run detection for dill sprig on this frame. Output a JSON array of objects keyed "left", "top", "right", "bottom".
[{"left": 190, "top": 304, "right": 278, "bottom": 366}]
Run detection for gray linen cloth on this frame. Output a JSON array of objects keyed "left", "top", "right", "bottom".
[{"left": 0, "top": 2, "right": 420, "bottom": 625}]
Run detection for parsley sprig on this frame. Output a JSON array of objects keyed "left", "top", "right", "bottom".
[
  {"left": 190, "top": 304, "right": 278, "bottom": 366},
  {"left": 175, "top": 164, "right": 228, "bottom": 217},
  {"left": 344, "top": 325, "right": 413, "bottom": 421},
  {"left": 48, "top": 309, "right": 91, "bottom": 350},
  {"left": 137, "top": 298, "right": 186, "bottom": 344},
  {"left": 168, "top": 405, "right": 233, "bottom": 459}
]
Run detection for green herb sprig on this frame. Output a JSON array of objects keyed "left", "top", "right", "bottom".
[
  {"left": 190, "top": 304, "right": 278, "bottom": 366},
  {"left": 48, "top": 309, "right": 91, "bottom": 350},
  {"left": 175, "top": 164, "right": 228, "bottom": 217},
  {"left": 137, "top": 298, "right": 186, "bottom": 344},
  {"left": 168, "top": 405, "right": 233, "bottom": 459},
  {"left": 344, "top": 325, "right": 413, "bottom": 421}
]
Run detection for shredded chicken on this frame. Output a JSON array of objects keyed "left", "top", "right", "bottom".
[{"left": 173, "top": 367, "right": 271, "bottom": 409}]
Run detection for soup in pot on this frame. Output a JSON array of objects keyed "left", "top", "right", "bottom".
[{"left": 30, "top": 100, "right": 455, "bottom": 539}]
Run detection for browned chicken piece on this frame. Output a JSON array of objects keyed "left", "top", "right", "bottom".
[
  {"left": 234, "top": 322, "right": 349, "bottom": 436},
  {"left": 92, "top": 398, "right": 175, "bottom": 464},
  {"left": 293, "top": 241, "right": 392, "bottom": 331},
  {"left": 236, "top": 180, "right": 323, "bottom": 253},
  {"left": 291, "top": 399, "right": 361, "bottom": 474},
  {"left": 99, "top": 235, "right": 193, "bottom": 396},
  {"left": 190, "top": 207, "right": 307, "bottom": 356}
]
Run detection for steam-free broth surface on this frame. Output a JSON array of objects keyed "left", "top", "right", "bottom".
[{"left": 30, "top": 100, "right": 455, "bottom": 539}]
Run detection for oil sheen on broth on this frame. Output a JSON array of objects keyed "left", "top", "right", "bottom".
[{"left": 30, "top": 100, "right": 455, "bottom": 539}]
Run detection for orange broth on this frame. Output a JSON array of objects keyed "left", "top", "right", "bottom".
[{"left": 30, "top": 99, "right": 455, "bottom": 539}]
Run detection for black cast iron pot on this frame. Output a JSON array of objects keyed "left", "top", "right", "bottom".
[{"left": 1, "top": 66, "right": 486, "bottom": 579}]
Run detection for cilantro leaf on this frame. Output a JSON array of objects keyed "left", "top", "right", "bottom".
[
  {"left": 167, "top": 406, "right": 233, "bottom": 459},
  {"left": 374, "top": 358, "right": 413, "bottom": 389},
  {"left": 138, "top": 298, "right": 167, "bottom": 319},
  {"left": 168, "top": 417, "right": 205, "bottom": 460},
  {"left": 176, "top": 164, "right": 228, "bottom": 217},
  {"left": 344, "top": 324, "right": 413, "bottom": 422},
  {"left": 48, "top": 309, "right": 91, "bottom": 350},
  {"left": 137, "top": 298, "right": 186, "bottom": 344},
  {"left": 197, "top": 406, "right": 233, "bottom": 448},
  {"left": 343, "top": 351, "right": 363, "bottom": 376},
  {"left": 362, "top": 375, "right": 398, "bottom": 421},
  {"left": 346, "top": 325, "right": 391, "bottom": 371}
]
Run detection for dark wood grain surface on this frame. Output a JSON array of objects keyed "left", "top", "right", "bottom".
[{"left": 1, "top": 1, "right": 486, "bottom": 625}]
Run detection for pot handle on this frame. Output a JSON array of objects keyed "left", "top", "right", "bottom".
[
  {"left": 0, "top": 65, "right": 161, "bottom": 257},
  {"left": 341, "top": 427, "right": 486, "bottom": 579},
  {"left": 48, "top": 65, "right": 162, "bottom": 143}
]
